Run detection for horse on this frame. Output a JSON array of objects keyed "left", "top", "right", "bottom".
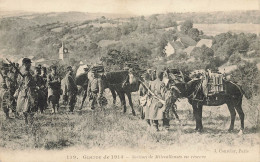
[
  {"left": 75, "top": 72, "right": 119, "bottom": 110},
  {"left": 165, "top": 70, "right": 247, "bottom": 133},
  {"left": 103, "top": 70, "right": 141, "bottom": 116},
  {"left": 75, "top": 72, "right": 89, "bottom": 109}
]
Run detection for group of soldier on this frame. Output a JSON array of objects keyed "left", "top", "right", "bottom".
[
  {"left": 0, "top": 57, "right": 105, "bottom": 125},
  {"left": 0, "top": 57, "right": 179, "bottom": 133}
]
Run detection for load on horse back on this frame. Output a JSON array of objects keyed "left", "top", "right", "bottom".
[{"left": 169, "top": 68, "right": 248, "bottom": 133}]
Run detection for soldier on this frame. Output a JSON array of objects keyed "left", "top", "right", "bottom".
[
  {"left": 0, "top": 63, "right": 11, "bottom": 119},
  {"left": 87, "top": 66, "right": 104, "bottom": 110},
  {"left": 6, "top": 64, "right": 19, "bottom": 116},
  {"left": 41, "top": 66, "right": 48, "bottom": 110},
  {"left": 146, "top": 70, "right": 168, "bottom": 132},
  {"left": 139, "top": 73, "right": 150, "bottom": 121},
  {"left": 16, "top": 58, "right": 37, "bottom": 124},
  {"left": 34, "top": 66, "right": 46, "bottom": 113},
  {"left": 47, "top": 65, "right": 61, "bottom": 113},
  {"left": 62, "top": 66, "right": 78, "bottom": 112}
]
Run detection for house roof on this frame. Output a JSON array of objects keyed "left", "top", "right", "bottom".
[
  {"left": 179, "top": 36, "right": 197, "bottom": 47},
  {"left": 170, "top": 41, "right": 185, "bottom": 50},
  {"left": 184, "top": 46, "right": 195, "bottom": 55},
  {"left": 196, "top": 39, "right": 213, "bottom": 48}
]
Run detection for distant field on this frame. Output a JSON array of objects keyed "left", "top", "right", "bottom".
[{"left": 194, "top": 24, "right": 260, "bottom": 36}]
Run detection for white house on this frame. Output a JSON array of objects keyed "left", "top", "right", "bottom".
[{"left": 164, "top": 42, "right": 175, "bottom": 57}]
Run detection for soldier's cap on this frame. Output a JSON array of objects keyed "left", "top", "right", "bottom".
[
  {"left": 37, "top": 64, "right": 42, "bottom": 69},
  {"left": 22, "top": 58, "right": 32, "bottom": 64}
]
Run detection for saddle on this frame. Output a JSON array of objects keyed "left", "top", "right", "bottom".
[{"left": 202, "top": 71, "right": 225, "bottom": 96}]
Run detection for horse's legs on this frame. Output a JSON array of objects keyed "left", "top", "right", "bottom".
[
  {"left": 126, "top": 92, "right": 136, "bottom": 116},
  {"left": 197, "top": 104, "right": 203, "bottom": 131},
  {"left": 118, "top": 92, "right": 126, "bottom": 113},
  {"left": 192, "top": 104, "right": 199, "bottom": 130},
  {"left": 234, "top": 100, "right": 245, "bottom": 131},
  {"left": 80, "top": 90, "right": 87, "bottom": 110},
  {"left": 110, "top": 88, "right": 117, "bottom": 105},
  {"left": 227, "top": 103, "right": 236, "bottom": 132}
]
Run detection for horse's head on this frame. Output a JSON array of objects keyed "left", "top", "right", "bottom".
[{"left": 162, "top": 69, "right": 190, "bottom": 98}]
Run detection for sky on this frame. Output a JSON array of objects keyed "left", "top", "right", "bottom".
[{"left": 0, "top": 0, "right": 259, "bottom": 15}]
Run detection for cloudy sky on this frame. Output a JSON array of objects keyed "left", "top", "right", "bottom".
[{"left": 0, "top": 0, "right": 259, "bottom": 15}]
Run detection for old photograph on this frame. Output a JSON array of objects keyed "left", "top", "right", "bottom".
[{"left": 0, "top": 0, "right": 259, "bottom": 161}]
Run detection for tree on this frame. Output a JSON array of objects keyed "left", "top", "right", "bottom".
[
  {"left": 191, "top": 45, "right": 214, "bottom": 62},
  {"left": 188, "top": 28, "right": 200, "bottom": 41},
  {"left": 180, "top": 20, "right": 193, "bottom": 34}
]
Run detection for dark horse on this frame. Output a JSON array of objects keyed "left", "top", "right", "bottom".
[
  {"left": 165, "top": 70, "right": 247, "bottom": 133},
  {"left": 75, "top": 71, "right": 140, "bottom": 116},
  {"left": 103, "top": 70, "right": 140, "bottom": 116}
]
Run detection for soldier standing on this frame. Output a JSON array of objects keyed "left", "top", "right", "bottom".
[
  {"left": 139, "top": 73, "right": 150, "bottom": 121},
  {"left": 87, "top": 66, "right": 104, "bottom": 110},
  {"left": 41, "top": 66, "right": 48, "bottom": 110},
  {"left": 146, "top": 71, "right": 168, "bottom": 132},
  {"left": 0, "top": 63, "right": 11, "bottom": 119},
  {"left": 47, "top": 65, "right": 61, "bottom": 113},
  {"left": 62, "top": 66, "right": 78, "bottom": 112},
  {"left": 34, "top": 66, "right": 46, "bottom": 113},
  {"left": 16, "top": 58, "right": 37, "bottom": 124},
  {"left": 6, "top": 65, "right": 19, "bottom": 116}
]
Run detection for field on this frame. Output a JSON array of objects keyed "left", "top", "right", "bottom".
[
  {"left": 194, "top": 23, "right": 260, "bottom": 36},
  {"left": 0, "top": 91, "right": 259, "bottom": 162}
]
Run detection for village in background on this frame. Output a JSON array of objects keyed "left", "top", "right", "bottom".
[{"left": 0, "top": 10, "right": 259, "bottom": 98}]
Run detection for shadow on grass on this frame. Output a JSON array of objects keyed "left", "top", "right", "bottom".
[{"left": 44, "top": 139, "right": 73, "bottom": 150}]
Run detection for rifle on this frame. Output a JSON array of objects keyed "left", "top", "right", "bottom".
[
  {"left": 138, "top": 79, "right": 166, "bottom": 105},
  {"left": 5, "top": 58, "right": 24, "bottom": 78}
]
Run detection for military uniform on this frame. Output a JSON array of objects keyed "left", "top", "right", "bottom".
[
  {"left": 145, "top": 71, "right": 170, "bottom": 131},
  {"left": 6, "top": 68, "right": 18, "bottom": 114},
  {"left": 87, "top": 68, "right": 104, "bottom": 110},
  {"left": 34, "top": 68, "right": 46, "bottom": 113},
  {"left": 62, "top": 66, "right": 78, "bottom": 112},
  {"left": 16, "top": 58, "right": 37, "bottom": 124},
  {"left": 41, "top": 67, "right": 48, "bottom": 110},
  {"left": 47, "top": 66, "right": 61, "bottom": 113},
  {"left": 139, "top": 73, "right": 150, "bottom": 121},
  {"left": 0, "top": 64, "right": 10, "bottom": 118}
]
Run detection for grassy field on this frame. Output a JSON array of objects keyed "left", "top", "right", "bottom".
[{"left": 0, "top": 92, "right": 259, "bottom": 162}]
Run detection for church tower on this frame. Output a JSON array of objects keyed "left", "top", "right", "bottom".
[{"left": 59, "top": 42, "right": 69, "bottom": 63}]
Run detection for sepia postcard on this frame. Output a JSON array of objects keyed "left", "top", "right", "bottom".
[{"left": 0, "top": 0, "right": 259, "bottom": 162}]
